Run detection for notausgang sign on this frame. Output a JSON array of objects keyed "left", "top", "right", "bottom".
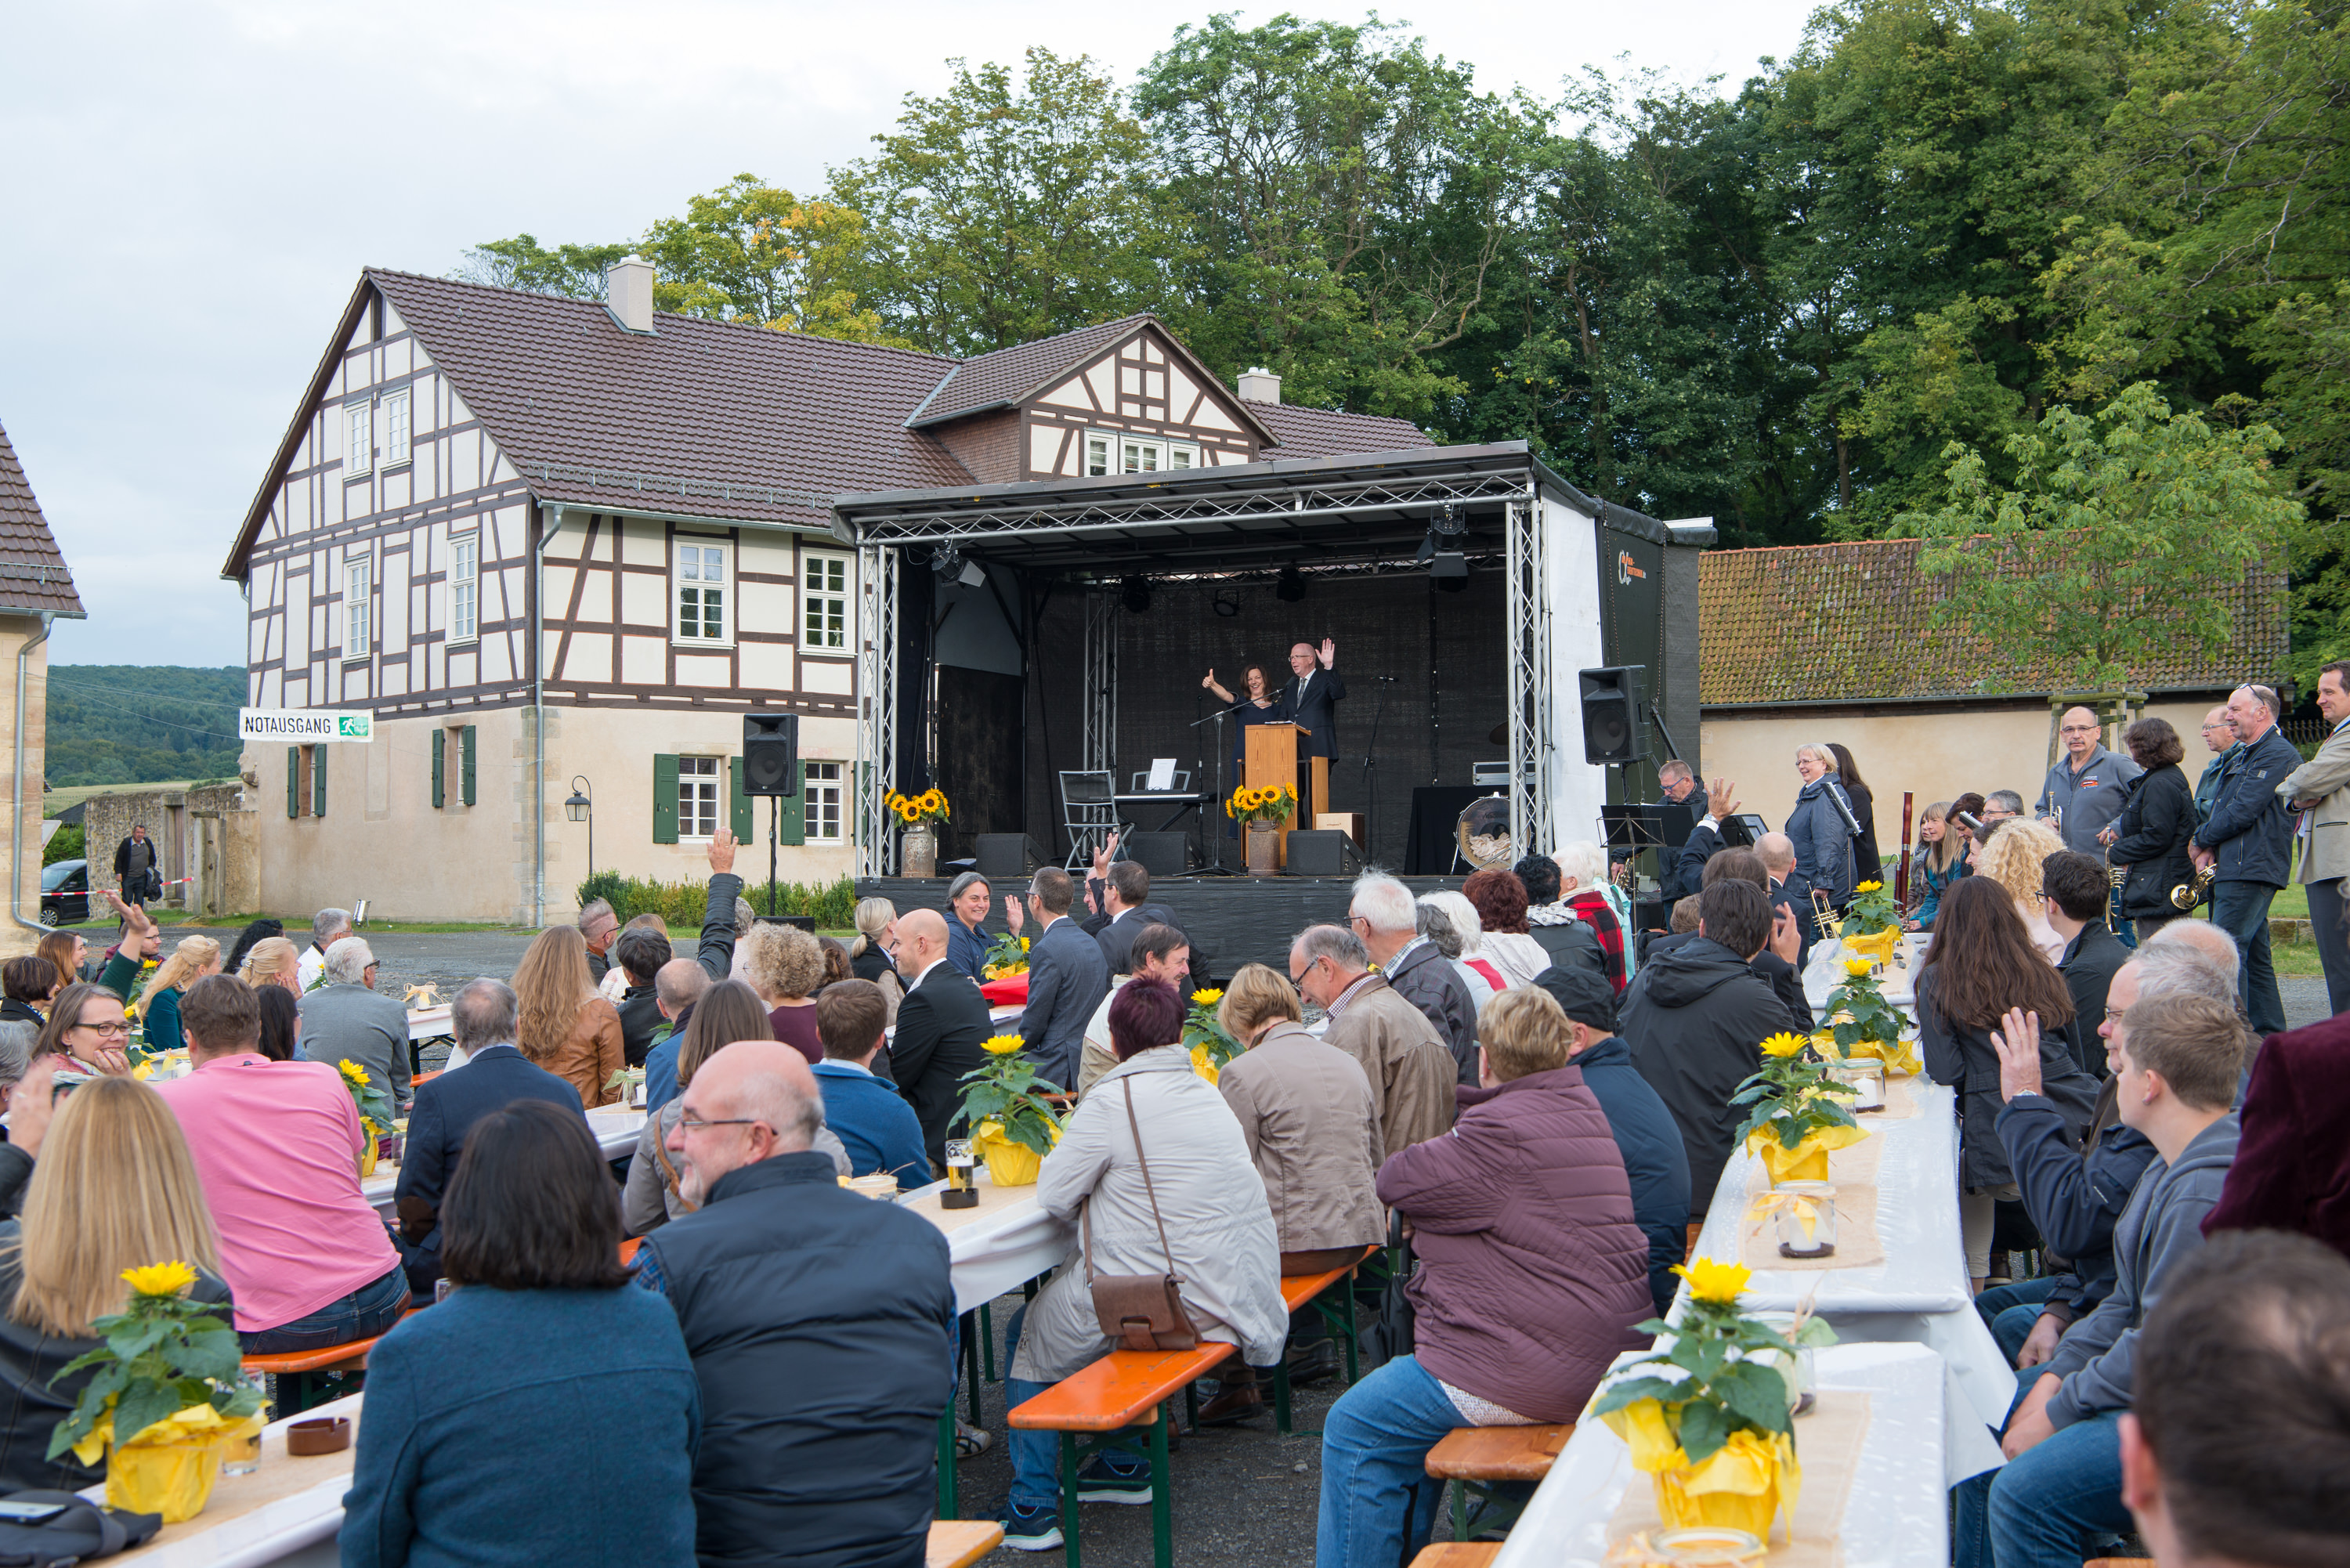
[{"left": 239, "top": 709, "right": 374, "bottom": 742}]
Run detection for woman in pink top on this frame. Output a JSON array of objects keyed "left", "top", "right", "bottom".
[{"left": 151, "top": 974, "right": 409, "bottom": 1351}]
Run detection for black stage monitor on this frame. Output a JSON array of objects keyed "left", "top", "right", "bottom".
[
  {"left": 1124, "top": 832, "right": 1190, "bottom": 879},
  {"left": 743, "top": 714, "right": 800, "bottom": 795},
  {"left": 1578, "top": 667, "right": 1647, "bottom": 765},
  {"left": 1285, "top": 830, "right": 1350, "bottom": 877}
]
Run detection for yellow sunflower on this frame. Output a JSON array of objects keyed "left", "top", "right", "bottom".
[
  {"left": 981, "top": 1034, "right": 1025, "bottom": 1056},
  {"left": 338, "top": 1060, "right": 371, "bottom": 1086},
  {"left": 1671, "top": 1257, "right": 1752, "bottom": 1304},
  {"left": 1854, "top": 880, "right": 1883, "bottom": 893},
  {"left": 121, "top": 1261, "right": 197, "bottom": 1298},
  {"left": 920, "top": 789, "right": 945, "bottom": 814},
  {"left": 1758, "top": 1031, "right": 1809, "bottom": 1059},
  {"left": 1191, "top": 988, "right": 1224, "bottom": 1007},
  {"left": 1842, "top": 957, "right": 1875, "bottom": 977}
]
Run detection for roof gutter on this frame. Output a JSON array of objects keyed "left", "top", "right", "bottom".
[{"left": 12, "top": 612, "right": 57, "bottom": 934}]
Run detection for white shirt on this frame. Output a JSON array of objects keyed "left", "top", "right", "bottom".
[
  {"left": 909, "top": 955, "right": 951, "bottom": 992},
  {"left": 296, "top": 945, "right": 328, "bottom": 992}
]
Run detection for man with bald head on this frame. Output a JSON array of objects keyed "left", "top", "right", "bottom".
[
  {"left": 888, "top": 907, "right": 993, "bottom": 1170},
  {"left": 1755, "top": 833, "right": 1816, "bottom": 970},
  {"left": 642, "top": 958, "right": 714, "bottom": 1113},
  {"left": 2037, "top": 705, "right": 2142, "bottom": 857},
  {"left": 635, "top": 1041, "right": 954, "bottom": 1568},
  {"left": 2189, "top": 684, "right": 2301, "bottom": 1035}
]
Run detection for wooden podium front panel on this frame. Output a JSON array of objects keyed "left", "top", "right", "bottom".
[{"left": 1244, "top": 724, "right": 1309, "bottom": 868}]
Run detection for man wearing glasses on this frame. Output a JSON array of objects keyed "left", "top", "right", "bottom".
[
  {"left": 2192, "top": 706, "right": 2238, "bottom": 825},
  {"left": 2037, "top": 706, "right": 2143, "bottom": 858}
]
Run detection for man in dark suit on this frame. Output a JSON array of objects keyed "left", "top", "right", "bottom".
[
  {"left": 888, "top": 909, "right": 993, "bottom": 1170},
  {"left": 393, "top": 977, "right": 587, "bottom": 1295},
  {"left": 1283, "top": 638, "right": 1346, "bottom": 771},
  {"left": 1014, "top": 867, "right": 1108, "bottom": 1095},
  {"left": 1084, "top": 859, "right": 1177, "bottom": 976},
  {"left": 2044, "top": 851, "right": 2132, "bottom": 1078}
]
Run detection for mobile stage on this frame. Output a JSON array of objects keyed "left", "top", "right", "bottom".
[{"left": 828, "top": 442, "right": 1711, "bottom": 967}]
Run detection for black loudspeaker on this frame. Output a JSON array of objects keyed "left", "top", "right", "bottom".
[
  {"left": 974, "top": 835, "right": 1036, "bottom": 880},
  {"left": 1285, "top": 830, "right": 1350, "bottom": 877},
  {"left": 743, "top": 714, "right": 800, "bottom": 795},
  {"left": 1578, "top": 667, "right": 1647, "bottom": 765},
  {"left": 1125, "top": 832, "right": 1190, "bottom": 879}
]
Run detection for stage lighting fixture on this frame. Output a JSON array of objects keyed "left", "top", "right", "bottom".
[
  {"left": 931, "top": 541, "right": 985, "bottom": 588},
  {"left": 1212, "top": 589, "right": 1242, "bottom": 617},
  {"left": 1430, "top": 552, "right": 1470, "bottom": 591},
  {"left": 1121, "top": 575, "right": 1152, "bottom": 613},
  {"left": 1275, "top": 565, "right": 1307, "bottom": 603}
]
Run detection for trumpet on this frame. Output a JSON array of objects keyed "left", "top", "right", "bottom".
[{"left": 2169, "top": 863, "right": 2218, "bottom": 911}]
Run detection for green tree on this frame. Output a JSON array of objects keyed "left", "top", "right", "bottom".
[
  {"left": 1910, "top": 381, "right": 2301, "bottom": 689},
  {"left": 828, "top": 49, "right": 1188, "bottom": 356},
  {"left": 639, "top": 175, "right": 895, "bottom": 341},
  {"left": 454, "top": 235, "right": 631, "bottom": 298}
]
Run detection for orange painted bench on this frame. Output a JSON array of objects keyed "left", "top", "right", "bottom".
[
  {"left": 1424, "top": 1422, "right": 1574, "bottom": 1541},
  {"left": 1409, "top": 1546, "right": 1501, "bottom": 1568},
  {"left": 242, "top": 1335, "right": 385, "bottom": 1415},
  {"left": 926, "top": 1519, "right": 1007, "bottom": 1568},
  {"left": 1267, "top": 1244, "right": 1379, "bottom": 1433}
]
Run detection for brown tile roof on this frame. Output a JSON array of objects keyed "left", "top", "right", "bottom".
[
  {"left": 0, "top": 418, "right": 84, "bottom": 617},
  {"left": 906, "top": 316, "right": 1144, "bottom": 426},
  {"left": 1253, "top": 401, "right": 1433, "bottom": 460},
  {"left": 1698, "top": 536, "right": 2287, "bottom": 706}
]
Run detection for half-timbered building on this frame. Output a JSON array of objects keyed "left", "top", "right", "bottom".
[{"left": 225, "top": 259, "right": 1426, "bottom": 921}]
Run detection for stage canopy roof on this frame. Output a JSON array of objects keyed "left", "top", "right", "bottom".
[{"left": 826, "top": 440, "right": 1677, "bottom": 576}]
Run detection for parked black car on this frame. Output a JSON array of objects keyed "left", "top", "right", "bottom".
[{"left": 39, "top": 858, "right": 88, "bottom": 926}]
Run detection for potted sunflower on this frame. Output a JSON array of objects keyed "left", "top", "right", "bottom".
[
  {"left": 951, "top": 1034, "right": 1064, "bottom": 1186},
  {"left": 885, "top": 787, "right": 951, "bottom": 877},
  {"left": 1731, "top": 1031, "right": 1869, "bottom": 1184},
  {"left": 1593, "top": 1258, "right": 1832, "bottom": 1541},
  {"left": 1182, "top": 986, "right": 1238, "bottom": 1083},
  {"left": 338, "top": 1059, "right": 396, "bottom": 1177},
  {"left": 1224, "top": 783, "right": 1298, "bottom": 875},
  {"left": 1819, "top": 956, "right": 1920, "bottom": 1078},
  {"left": 1835, "top": 880, "right": 1903, "bottom": 968}
]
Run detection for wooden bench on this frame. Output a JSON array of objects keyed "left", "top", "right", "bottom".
[
  {"left": 241, "top": 1335, "right": 385, "bottom": 1415},
  {"left": 1423, "top": 1422, "right": 1574, "bottom": 1541},
  {"left": 1267, "top": 1245, "right": 1378, "bottom": 1433},
  {"left": 1008, "top": 1341, "right": 1237, "bottom": 1568},
  {"left": 2084, "top": 1560, "right": 2154, "bottom": 1567},
  {"left": 926, "top": 1519, "right": 1007, "bottom": 1568},
  {"left": 1409, "top": 1546, "right": 1501, "bottom": 1568}
]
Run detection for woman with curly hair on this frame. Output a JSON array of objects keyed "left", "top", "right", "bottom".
[
  {"left": 135, "top": 934, "right": 222, "bottom": 1055},
  {"left": 512, "top": 927, "right": 625, "bottom": 1108},
  {"left": 1971, "top": 818, "right": 2070, "bottom": 965},
  {"left": 1459, "top": 869, "right": 1550, "bottom": 991},
  {"left": 739, "top": 920, "right": 828, "bottom": 1064}
]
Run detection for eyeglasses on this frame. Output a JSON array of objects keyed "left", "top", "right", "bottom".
[
  {"left": 2060, "top": 724, "right": 2098, "bottom": 735},
  {"left": 2200, "top": 723, "right": 2229, "bottom": 732},
  {"left": 71, "top": 1019, "right": 130, "bottom": 1038},
  {"left": 677, "top": 1114, "right": 768, "bottom": 1134}
]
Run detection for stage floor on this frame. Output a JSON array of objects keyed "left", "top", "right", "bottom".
[{"left": 858, "top": 873, "right": 1472, "bottom": 985}]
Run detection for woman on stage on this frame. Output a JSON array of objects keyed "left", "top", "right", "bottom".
[{"left": 1203, "top": 663, "right": 1289, "bottom": 812}]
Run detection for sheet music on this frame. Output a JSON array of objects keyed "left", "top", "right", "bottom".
[{"left": 1146, "top": 757, "right": 1177, "bottom": 791}]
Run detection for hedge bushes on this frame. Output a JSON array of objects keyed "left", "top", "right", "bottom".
[{"left": 576, "top": 871, "right": 859, "bottom": 931}]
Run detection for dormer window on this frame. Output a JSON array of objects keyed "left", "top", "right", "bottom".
[{"left": 1086, "top": 431, "right": 1197, "bottom": 477}]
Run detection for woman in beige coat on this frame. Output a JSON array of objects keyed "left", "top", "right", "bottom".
[{"left": 513, "top": 926, "right": 626, "bottom": 1109}]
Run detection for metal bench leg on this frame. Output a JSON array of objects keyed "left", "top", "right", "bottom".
[
  {"left": 935, "top": 1406, "right": 958, "bottom": 1519},
  {"left": 981, "top": 1301, "right": 996, "bottom": 1382},
  {"left": 1272, "top": 1351, "right": 1292, "bottom": 1436},
  {"left": 1061, "top": 1432, "right": 1082, "bottom": 1568},
  {"left": 1452, "top": 1478, "right": 1469, "bottom": 1541},
  {"left": 964, "top": 1312, "right": 984, "bottom": 1423},
  {"left": 1149, "top": 1401, "right": 1174, "bottom": 1568},
  {"left": 1341, "top": 1279, "right": 1359, "bottom": 1384}
]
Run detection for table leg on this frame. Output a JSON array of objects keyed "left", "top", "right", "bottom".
[
  {"left": 1149, "top": 1401, "right": 1173, "bottom": 1568},
  {"left": 964, "top": 1311, "right": 983, "bottom": 1422},
  {"left": 981, "top": 1302, "right": 996, "bottom": 1382},
  {"left": 1452, "top": 1479, "right": 1468, "bottom": 1541},
  {"left": 1061, "top": 1432, "right": 1081, "bottom": 1568},
  {"left": 1273, "top": 1352, "right": 1292, "bottom": 1436}
]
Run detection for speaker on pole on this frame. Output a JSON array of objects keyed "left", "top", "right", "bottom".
[
  {"left": 1578, "top": 667, "right": 1647, "bottom": 766},
  {"left": 743, "top": 714, "right": 800, "bottom": 795}
]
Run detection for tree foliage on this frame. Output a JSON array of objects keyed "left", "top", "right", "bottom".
[{"left": 43, "top": 666, "right": 246, "bottom": 788}]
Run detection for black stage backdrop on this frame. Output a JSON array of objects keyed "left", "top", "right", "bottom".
[{"left": 1018, "top": 569, "right": 1507, "bottom": 871}]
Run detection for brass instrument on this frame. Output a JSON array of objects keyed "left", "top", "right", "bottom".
[{"left": 2170, "top": 863, "right": 2218, "bottom": 911}]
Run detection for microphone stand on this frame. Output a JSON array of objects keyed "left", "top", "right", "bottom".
[{"left": 1184, "top": 704, "right": 1237, "bottom": 875}]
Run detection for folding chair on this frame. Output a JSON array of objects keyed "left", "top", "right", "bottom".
[{"left": 1059, "top": 770, "right": 1118, "bottom": 869}]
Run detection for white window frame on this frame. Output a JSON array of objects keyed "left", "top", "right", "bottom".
[
  {"left": 677, "top": 755, "right": 721, "bottom": 841},
  {"left": 1084, "top": 432, "right": 1112, "bottom": 477},
  {"left": 802, "top": 551, "right": 850, "bottom": 650},
  {"left": 1090, "top": 429, "right": 1198, "bottom": 476},
  {"left": 345, "top": 555, "right": 372, "bottom": 659},
  {"left": 803, "top": 761, "right": 846, "bottom": 844},
  {"left": 346, "top": 402, "right": 373, "bottom": 474},
  {"left": 382, "top": 388, "right": 411, "bottom": 465},
  {"left": 448, "top": 532, "right": 479, "bottom": 645},
  {"left": 672, "top": 536, "right": 732, "bottom": 646}
]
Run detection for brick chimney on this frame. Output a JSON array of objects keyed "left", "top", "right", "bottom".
[{"left": 606, "top": 257, "right": 656, "bottom": 335}]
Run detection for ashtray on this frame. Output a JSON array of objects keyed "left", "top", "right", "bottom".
[{"left": 287, "top": 1416, "right": 352, "bottom": 1456}]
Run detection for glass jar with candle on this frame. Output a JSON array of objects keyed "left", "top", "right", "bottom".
[
  {"left": 1748, "top": 1312, "right": 1817, "bottom": 1418},
  {"left": 1770, "top": 1180, "right": 1838, "bottom": 1259},
  {"left": 941, "top": 1137, "right": 978, "bottom": 1209},
  {"left": 1829, "top": 1060, "right": 1885, "bottom": 1113}
]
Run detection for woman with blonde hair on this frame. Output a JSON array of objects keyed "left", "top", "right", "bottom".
[
  {"left": 848, "top": 897, "right": 904, "bottom": 1026},
  {"left": 739, "top": 920, "right": 827, "bottom": 1064},
  {"left": 513, "top": 926, "right": 625, "bottom": 1108},
  {"left": 237, "top": 935, "right": 302, "bottom": 995},
  {"left": 136, "top": 934, "right": 221, "bottom": 1055},
  {"left": 0, "top": 1075, "right": 234, "bottom": 1493},
  {"left": 1785, "top": 742, "right": 1860, "bottom": 908},
  {"left": 1971, "top": 818, "right": 2070, "bottom": 963},
  {"left": 1906, "top": 800, "right": 1969, "bottom": 931}
]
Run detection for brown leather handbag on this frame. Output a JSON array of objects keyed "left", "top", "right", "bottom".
[{"left": 1083, "top": 1078, "right": 1199, "bottom": 1352}]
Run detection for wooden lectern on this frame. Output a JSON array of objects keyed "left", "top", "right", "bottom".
[{"left": 1244, "top": 723, "right": 1328, "bottom": 869}]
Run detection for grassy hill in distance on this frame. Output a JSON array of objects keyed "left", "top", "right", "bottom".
[{"left": 43, "top": 666, "right": 245, "bottom": 789}]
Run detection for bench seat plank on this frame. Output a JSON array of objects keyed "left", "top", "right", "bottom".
[
  {"left": 1007, "top": 1343, "right": 1235, "bottom": 1432},
  {"left": 1423, "top": 1423, "right": 1574, "bottom": 1481}
]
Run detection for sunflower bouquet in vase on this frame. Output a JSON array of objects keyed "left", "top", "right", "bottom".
[
  {"left": 982, "top": 932, "right": 1031, "bottom": 981},
  {"left": 338, "top": 1059, "right": 396, "bottom": 1177},
  {"left": 1593, "top": 1259, "right": 1833, "bottom": 1544},
  {"left": 1182, "top": 987, "right": 1238, "bottom": 1083},
  {"left": 51, "top": 1262, "right": 267, "bottom": 1523},
  {"left": 1835, "top": 880, "right": 1903, "bottom": 969},
  {"left": 1820, "top": 954, "right": 1920, "bottom": 1078},
  {"left": 885, "top": 787, "right": 951, "bottom": 877},
  {"left": 1225, "top": 784, "right": 1299, "bottom": 875},
  {"left": 1731, "top": 1032, "right": 1868, "bottom": 1186},
  {"left": 952, "top": 1034, "right": 1065, "bottom": 1187}
]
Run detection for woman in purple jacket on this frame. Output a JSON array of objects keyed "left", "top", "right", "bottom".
[{"left": 1315, "top": 987, "right": 1654, "bottom": 1567}]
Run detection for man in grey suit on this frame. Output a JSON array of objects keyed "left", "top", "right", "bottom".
[
  {"left": 1015, "top": 867, "right": 1108, "bottom": 1094},
  {"left": 2280, "top": 659, "right": 2350, "bottom": 1013}
]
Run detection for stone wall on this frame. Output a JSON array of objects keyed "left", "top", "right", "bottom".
[{"left": 81, "top": 781, "right": 255, "bottom": 917}]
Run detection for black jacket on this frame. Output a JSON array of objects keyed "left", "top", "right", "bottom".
[
  {"left": 1992, "top": 1079, "right": 2157, "bottom": 1326},
  {"left": 1621, "top": 937, "right": 1790, "bottom": 1205},
  {"left": 1672, "top": 821, "right": 1724, "bottom": 906},
  {"left": 1643, "top": 932, "right": 1811, "bottom": 1032},
  {"left": 1092, "top": 902, "right": 1177, "bottom": 976},
  {"left": 641, "top": 1151, "right": 954, "bottom": 1568},
  {"left": 2058, "top": 924, "right": 2131, "bottom": 1078},
  {"left": 616, "top": 985, "right": 665, "bottom": 1068},
  {"left": 0, "top": 998, "right": 42, "bottom": 1031},
  {"left": 1282, "top": 667, "right": 1346, "bottom": 760},
  {"left": 1770, "top": 868, "right": 1817, "bottom": 971},
  {"left": 1529, "top": 921, "right": 1607, "bottom": 982},
  {"left": 1846, "top": 781, "right": 1882, "bottom": 881},
  {"left": 1541, "top": 1028, "right": 1690, "bottom": 1317},
  {"left": 392, "top": 1044, "right": 587, "bottom": 1292},
  {"left": 1384, "top": 939, "right": 1480, "bottom": 1085},
  {"left": 1916, "top": 967, "right": 2102, "bottom": 1190},
  {"left": 891, "top": 963, "right": 992, "bottom": 1168},
  {"left": 2193, "top": 724, "right": 2303, "bottom": 888},
  {"left": 2110, "top": 764, "right": 2196, "bottom": 919},
  {"left": 613, "top": 875, "right": 745, "bottom": 1067}
]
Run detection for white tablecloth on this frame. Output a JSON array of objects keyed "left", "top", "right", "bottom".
[
  {"left": 362, "top": 1105, "right": 646, "bottom": 1218},
  {"left": 1685, "top": 1080, "right": 2012, "bottom": 1482},
  {"left": 88, "top": 1393, "right": 363, "bottom": 1568},
  {"left": 899, "top": 1177, "right": 1070, "bottom": 1314},
  {"left": 1492, "top": 1342, "right": 1949, "bottom": 1568},
  {"left": 1802, "top": 934, "right": 1925, "bottom": 1019}
]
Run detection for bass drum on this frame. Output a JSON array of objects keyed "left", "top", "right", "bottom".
[{"left": 1455, "top": 794, "right": 1514, "bottom": 871}]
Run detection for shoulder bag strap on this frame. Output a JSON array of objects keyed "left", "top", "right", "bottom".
[{"left": 1122, "top": 1078, "right": 1182, "bottom": 1281}]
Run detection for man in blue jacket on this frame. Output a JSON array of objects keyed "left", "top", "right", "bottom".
[
  {"left": 1538, "top": 964, "right": 1690, "bottom": 1317},
  {"left": 2189, "top": 684, "right": 2303, "bottom": 1035},
  {"left": 811, "top": 979, "right": 929, "bottom": 1188},
  {"left": 1954, "top": 989, "right": 2243, "bottom": 1568},
  {"left": 1011, "top": 867, "right": 1108, "bottom": 1095}
]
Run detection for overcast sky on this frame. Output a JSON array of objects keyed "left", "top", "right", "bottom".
[{"left": 0, "top": 0, "right": 1820, "bottom": 671}]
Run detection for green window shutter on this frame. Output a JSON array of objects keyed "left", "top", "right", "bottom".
[
  {"left": 287, "top": 748, "right": 300, "bottom": 818},
  {"left": 431, "top": 729, "right": 444, "bottom": 809},
  {"left": 312, "top": 746, "right": 327, "bottom": 818},
  {"left": 777, "top": 760, "right": 806, "bottom": 846},
  {"left": 461, "top": 725, "right": 477, "bottom": 807},
  {"left": 652, "top": 753, "right": 679, "bottom": 844},
  {"left": 728, "top": 756, "right": 754, "bottom": 840}
]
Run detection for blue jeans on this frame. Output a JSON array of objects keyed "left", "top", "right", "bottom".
[
  {"left": 2211, "top": 878, "right": 2284, "bottom": 1035},
  {"left": 1000, "top": 1303, "right": 1142, "bottom": 1512},
  {"left": 1952, "top": 1380, "right": 2129, "bottom": 1568},
  {"left": 1975, "top": 1277, "right": 2058, "bottom": 1367},
  {"left": 1316, "top": 1354, "right": 1461, "bottom": 1568},
  {"left": 238, "top": 1263, "right": 409, "bottom": 1354}
]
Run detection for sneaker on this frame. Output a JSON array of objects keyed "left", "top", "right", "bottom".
[
  {"left": 1075, "top": 1453, "right": 1154, "bottom": 1505},
  {"left": 955, "top": 1418, "right": 992, "bottom": 1459},
  {"left": 997, "top": 1501, "right": 1064, "bottom": 1552}
]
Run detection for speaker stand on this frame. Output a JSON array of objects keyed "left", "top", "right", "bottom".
[{"left": 768, "top": 796, "right": 781, "bottom": 916}]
